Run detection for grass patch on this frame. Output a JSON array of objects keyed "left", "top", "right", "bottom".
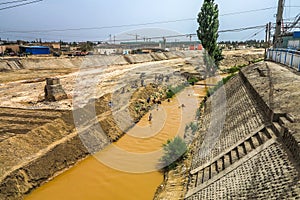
[
  {"left": 222, "top": 58, "right": 264, "bottom": 74},
  {"left": 252, "top": 58, "right": 264, "bottom": 63},
  {"left": 166, "top": 84, "right": 186, "bottom": 98},
  {"left": 222, "top": 63, "right": 247, "bottom": 74},
  {"left": 187, "top": 77, "right": 199, "bottom": 85}
]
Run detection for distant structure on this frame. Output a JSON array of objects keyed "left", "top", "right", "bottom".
[
  {"left": 121, "top": 41, "right": 202, "bottom": 52},
  {"left": 20, "top": 46, "right": 50, "bottom": 55},
  {"left": 277, "top": 31, "right": 300, "bottom": 50}
]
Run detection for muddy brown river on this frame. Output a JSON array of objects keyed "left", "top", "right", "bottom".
[{"left": 25, "top": 77, "right": 222, "bottom": 200}]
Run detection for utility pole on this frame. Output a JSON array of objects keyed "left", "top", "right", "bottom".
[
  {"left": 162, "top": 37, "right": 166, "bottom": 50},
  {"left": 265, "top": 23, "right": 269, "bottom": 45},
  {"left": 268, "top": 22, "right": 272, "bottom": 45},
  {"left": 265, "top": 22, "right": 272, "bottom": 47},
  {"left": 274, "top": 0, "right": 284, "bottom": 47}
]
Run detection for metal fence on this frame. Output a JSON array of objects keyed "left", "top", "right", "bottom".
[{"left": 267, "top": 48, "right": 300, "bottom": 71}]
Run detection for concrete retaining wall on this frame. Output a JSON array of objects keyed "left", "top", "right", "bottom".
[{"left": 239, "top": 70, "right": 272, "bottom": 122}]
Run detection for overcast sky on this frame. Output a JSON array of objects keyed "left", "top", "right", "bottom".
[{"left": 0, "top": 0, "right": 299, "bottom": 42}]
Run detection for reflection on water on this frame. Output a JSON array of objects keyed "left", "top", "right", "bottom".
[{"left": 25, "top": 77, "right": 222, "bottom": 200}]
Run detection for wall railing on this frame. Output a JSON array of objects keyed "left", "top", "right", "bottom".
[{"left": 267, "top": 48, "right": 300, "bottom": 71}]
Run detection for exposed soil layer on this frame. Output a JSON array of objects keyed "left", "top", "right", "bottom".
[
  {"left": 220, "top": 49, "right": 265, "bottom": 69},
  {"left": 0, "top": 51, "right": 205, "bottom": 199}
]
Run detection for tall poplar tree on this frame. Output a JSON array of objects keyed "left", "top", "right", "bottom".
[{"left": 197, "top": 0, "right": 223, "bottom": 75}]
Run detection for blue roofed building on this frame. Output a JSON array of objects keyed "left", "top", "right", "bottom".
[{"left": 20, "top": 46, "right": 50, "bottom": 55}]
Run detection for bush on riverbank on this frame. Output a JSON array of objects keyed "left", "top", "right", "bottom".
[
  {"left": 160, "top": 136, "right": 187, "bottom": 171},
  {"left": 166, "top": 84, "right": 186, "bottom": 99},
  {"left": 187, "top": 77, "right": 199, "bottom": 85}
]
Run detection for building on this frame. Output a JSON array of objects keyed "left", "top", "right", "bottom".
[
  {"left": 0, "top": 44, "right": 20, "bottom": 54},
  {"left": 42, "top": 42, "right": 61, "bottom": 51},
  {"left": 19, "top": 46, "right": 50, "bottom": 55},
  {"left": 278, "top": 31, "right": 300, "bottom": 50},
  {"left": 120, "top": 41, "right": 202, "bottom": 51},
  {"left": 94, "top": 44, "right": 127, "bottom": 55}
]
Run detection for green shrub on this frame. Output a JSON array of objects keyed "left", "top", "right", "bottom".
[
  {"left": 252, "top": 58, "right": 264, "bottom": 63},
  {"left": 166, "top": 89, "right": 175, "bottom": 98},
  {"left": 166, "top": 84, "right": 186, "bottom": 99},
  {"left": 160, "top": 136, "right": 187, "bottom": 170},
  {"left": 189, "top": 122, "right": 198, "bottom": 132},
  {"left": 187, "top": 77, "right": 199, "bottom": 85}
]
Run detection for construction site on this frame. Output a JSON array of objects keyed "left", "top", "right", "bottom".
[
  {"left": 0, "top": 48, "right": 273, "bottom": 199},
  {"left": 1, "top": 0, "right": 300, "bottom": 199}
]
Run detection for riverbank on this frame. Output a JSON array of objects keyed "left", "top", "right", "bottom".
[
  {"left": 25, "top": 84, "right": 202, "bottom": 199},
  {"left": 0, "top": 49, "right": 268, "bottom": 199},
  {"left": 153, "top": 75, "right": 225, "bottom": 200},
  {"left": 154, "top": 60, "right": 300, "bottom": 199}
]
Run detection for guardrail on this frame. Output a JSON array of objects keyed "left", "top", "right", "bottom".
[{"left": 267, "top": 48, "right": 300, "bottom": 71}]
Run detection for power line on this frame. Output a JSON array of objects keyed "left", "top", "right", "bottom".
[
  {"left": 242, "top": 27, "right": 265, "bottom": 41},
  {"left": 0, "top": 24, "right": 268, "bottom": 42},
  {"left": 0, "top": 0, "right": 30, "bottom": 5},
  {"left": 218, "top": 25, "right": 266, "bottom": 33},
  {"left": 220, "top": 7, "right": 276, "bottom": 16},
  {"left": 0, "top": 7, "right": 284, "bottom": 33},
  {"left": 0, "top": 0, "right": 42, "bottom": 11},
  {"left": 111, "top": 25, "right": 267, "bottom": 43},
  {"left": 0, "top": 18, "right": 196, "bottom": 33}
]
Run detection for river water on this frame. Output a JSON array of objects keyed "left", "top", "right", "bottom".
[{"left": 25, "top": 77, "right": 222, "bottom": 200}]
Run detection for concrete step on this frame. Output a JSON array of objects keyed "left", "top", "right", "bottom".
[
  {"left": 231, "top": 147, "right": 240, "bottom": 163},
  {"left": 224, "top": 153, "right": 232, "bottom": 169},
  {"left": 197, "top": 169, "right": 204, "bottom": 186},
  {"left": 202, "top": 167, "right": 211, "bottom": 183},
  {"left": 216, "top": 157, "right": 225, "bottom": 172},
  {"left": 189, "top": 174, "right": 197, "bottom": 189},
  {"left": 272, "top": 122, "right": 282, "bottom": 137},
  {"left": 210, "top": 161, "right": 219, "bottom": 178},
  {"left": 266, "top": 127, "right": 277, "bottom": 138},
  {"left": 244, "top": 138, "right": 255, "bottom": 153},
  {"left": 258, "top": 131, "right": 271, "bottom": 143},
  {"left": 278, "top": 116, "right": 290, "bottom": 126},
  {"left": 239, "top": 143, "right": 247, "bottom": 157},
  {"left": 253, "top": 133, "right": 263, "bottom": 147}
]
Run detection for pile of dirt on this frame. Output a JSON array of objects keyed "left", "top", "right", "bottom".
[{"left": 220, "top": 49, "right": 265, "bottom": 69}]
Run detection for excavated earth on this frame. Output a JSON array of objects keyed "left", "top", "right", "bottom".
[
  {"left": 0, "top": 49, "right": 268, "bottom": 199},
  {"left": 0, "top": 51, "right": 206, "bottom": 199},
  {"left": 220, "top": 49, "right": 265, "bottom": 69}
]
